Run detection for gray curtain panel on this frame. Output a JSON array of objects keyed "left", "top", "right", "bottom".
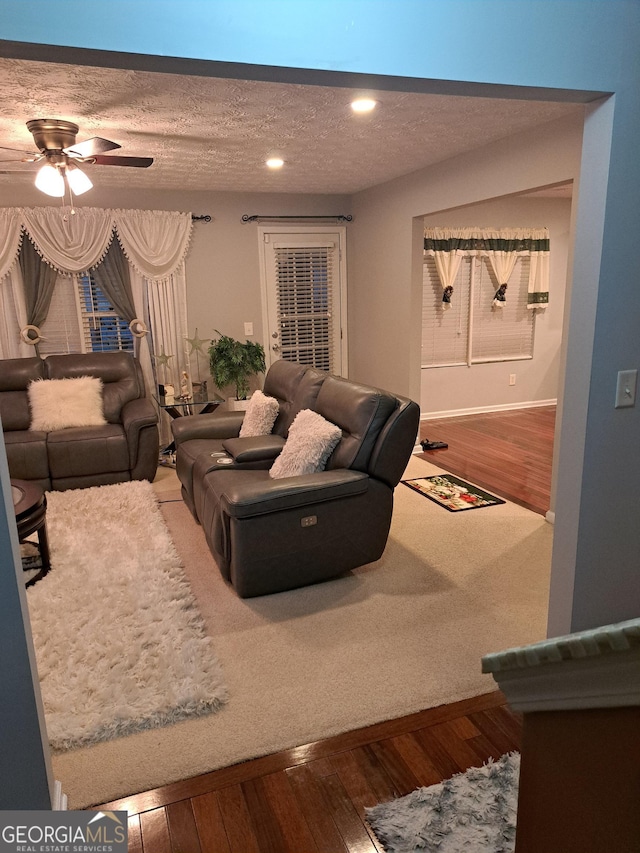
[
  {"left": 19, "top": 236, "right": 58, "bottom": 330},
  {"left": 91, "top": 237, "right": 136, "bottom": 323}
]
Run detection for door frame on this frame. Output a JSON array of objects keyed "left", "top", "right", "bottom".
[{"left": 257, "top": 224, "right": 349, "bottom": 375}]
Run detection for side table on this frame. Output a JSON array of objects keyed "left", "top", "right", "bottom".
[
  {"left": 155, "top": 389, "right": 224, "bottom": 462},
  {"left": 11, "top": 479, "right": 51, "bottom": 587}
]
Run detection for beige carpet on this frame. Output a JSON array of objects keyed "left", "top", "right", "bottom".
[{"left": 51, "top": 456, "right": 552, "bottom": 808}]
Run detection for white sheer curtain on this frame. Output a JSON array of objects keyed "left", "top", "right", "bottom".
[
  {"left": 482, "top": 228, "right": 519, "bottom": 304},
  {"left": 21, "top": 207, "right": 114, "bottom": 273},
  {"left": 113, "top": 209, "right": 193, "bottom": 404},
  {"left": 0, "top": 265, "right": 30, "bottom": 359},
  {"left": 0, "top": 209, "right": 28, "bottom": 358},
  {"left": 423, "top": 227, "right": 464, "bottom": 311}
]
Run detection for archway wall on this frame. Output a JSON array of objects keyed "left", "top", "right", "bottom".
[
  {"left": 2, "top": 0, "right": 640, "bottom": 631},
  {"left": 348, "top": 113, "right": 583, "bottom": 404}
]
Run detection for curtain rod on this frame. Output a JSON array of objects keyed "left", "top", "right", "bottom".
[
  {"left": 191, "top": 214, "right": 212, "bottom": 222},
  {"left": 242, "top": 214, "right": 352, "bottom": 223}
]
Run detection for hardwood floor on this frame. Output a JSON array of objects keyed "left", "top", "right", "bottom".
[
  {"left": 98, "top": 692, "right": 520, "bottom": 852},
  {"left": 419, "top": 406, "right": 556, "bottom": 516},
  {"left": 95, "top": 407, "right": 547, "bottom": 850}
]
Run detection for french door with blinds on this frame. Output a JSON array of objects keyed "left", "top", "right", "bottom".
[{"left": 258, "top": 226, "right": 347, "bottom": 375}]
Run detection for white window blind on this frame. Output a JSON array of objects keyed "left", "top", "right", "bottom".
[
  {"left": 274, "top": 242, "right": 334, "bottom": 372},
  {"left": 472, "top": 257, "right": 534, "bottom": 362},
  {"left": 39, "top": 274, "right": 134, "bottom": 355},
  {"left": 421, "top": 255, "right": 471, "bottom": 367},
  {"left": 39, "top": 275, "right": 83, "bottom": 355},
  {"left": 78, "top": 274, "right": 134, "bottom": 353},
  {"left": 422, "top": 255, "right": 535, "bottom": 367}
]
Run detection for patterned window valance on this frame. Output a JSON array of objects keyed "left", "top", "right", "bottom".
[{"left": 424, "top": 226, "right": 550, "bottom": 308}]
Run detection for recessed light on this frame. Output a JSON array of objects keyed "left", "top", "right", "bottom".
[
  {"left": 266, "top": 157, "right": 284, "bottom": 169},
  {"left": 351, "top": 98, "right": 377, "bottom": 113}
]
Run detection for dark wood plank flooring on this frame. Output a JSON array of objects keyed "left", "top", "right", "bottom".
[
  {"left": 96, "top": 408, "right": 548, "bottom": 851},
  {"left": 419, "top": 406, "right": 555, "bottom": 515},
  {"left": 99, "top": 692, "right": 520, "bottom": 853}
]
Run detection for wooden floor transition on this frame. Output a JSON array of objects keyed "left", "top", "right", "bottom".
[
  {"left": 98, "top": 691, "right": 520, "bottom": 853},
  {"left": 96, "top": 407, "right": 552, "bottom": 850},
  {"left": 419, "top": 405, "right": 555, "bottom": 516}
]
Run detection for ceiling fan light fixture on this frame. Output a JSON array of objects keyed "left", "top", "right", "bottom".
[
  {"left": 66, "top": 163, "right": 93, "bottom": 195},
  {"left": 35, "top": 163, "right": 65, "bottom": 197},
  {"left": 266, "top": 157, "right": 284, "bottom": 169}
]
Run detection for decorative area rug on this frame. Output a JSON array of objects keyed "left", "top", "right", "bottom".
[
  {"left": 51, "top": 456, "right": 552, "bottom": 808},
  {"left": 366, "top": 752, "right": 520, "bottom": 853},
  {"left": 26, "top": 480, "right": 228, "bottom": 752},
  {"left": 403, "top": 473, "right": 506, "bottom": 511}
]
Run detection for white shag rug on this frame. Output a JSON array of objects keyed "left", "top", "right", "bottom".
[
  {"left": 366, "top": 752, "right": 520, "bottom": 853},
  {"left": 26, "top": 480, "right": 228, "bottom": 752}
]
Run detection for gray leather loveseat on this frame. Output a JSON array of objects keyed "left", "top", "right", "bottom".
[
  {"left": 0, "top": 351, "right": 159, "bottom": 491},
  {"left": 172, "top": 360, "right": 420, "bottom": 597}
]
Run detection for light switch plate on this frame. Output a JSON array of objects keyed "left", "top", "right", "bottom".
[
  {"left": 244, "top": 322, "right": 254, "bottom": 336},
  {"left": 615, "top": 369, "right": 637, "bottom": 408}
]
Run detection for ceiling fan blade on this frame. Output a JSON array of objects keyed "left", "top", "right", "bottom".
[
  {"left": 0, "top": 144, "right": 40, "bottom": 158},
  {"left": 65, "top": 136, "right": 121, "bottom": 157},
  {"left": 89, "top": 154, "right": 154, "bottom": 168}
]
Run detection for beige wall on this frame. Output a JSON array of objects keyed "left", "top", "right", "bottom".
[
  {"left": 0, "top": 183, "right": 349, "bottom": 362},
  {"left": 348, "top": 113, "right": 584, "bottom": 403},
  {"left": 420, "top": 194, "right": 572, "bottom": 416},
  {"left": 1, "top": 112, "right": 581, "bottom": 410}
]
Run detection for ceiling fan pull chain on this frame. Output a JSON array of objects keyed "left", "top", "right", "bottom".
[{"left": 61, "top": 183, "right": 76, "bottom": 219}]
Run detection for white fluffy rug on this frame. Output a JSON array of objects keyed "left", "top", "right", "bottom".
[
  {"left": 26, "top": 480, "right": 228, "bottom": 752},
  {"left": 366, "top": 752, "right": 520, "bottom": 853},
  {"left": 52, "top": 456, "right": 552, "bottom": 808}
]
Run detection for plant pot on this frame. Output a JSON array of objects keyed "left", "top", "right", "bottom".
[{"left": 227, "top": 397, "right": 250, "bottom": 411}]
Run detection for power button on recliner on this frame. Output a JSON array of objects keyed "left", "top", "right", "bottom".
[{"left": 301, "top": 515, "right": 317, "bottom": 527}]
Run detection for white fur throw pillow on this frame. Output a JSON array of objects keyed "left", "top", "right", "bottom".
[
  {"left": 270, "top": 408, "right": 342, "bottom": 479},
  {"left": 239, "top": 389, "right": 280, "bottom": 437},
  {"left": 29, "top": 376, "right": 107, "bottom": 432}
]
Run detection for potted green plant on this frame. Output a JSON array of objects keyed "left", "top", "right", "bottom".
[{"left": 208, "top": 331, "right": 266, "bottom": 407}]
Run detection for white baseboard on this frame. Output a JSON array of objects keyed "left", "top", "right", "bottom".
[
  {"left": 420, "top": 399, "right": 557, "bottom": 421},
  {"left": 53, "top": 779, "right": 68, "bottom": 810}
]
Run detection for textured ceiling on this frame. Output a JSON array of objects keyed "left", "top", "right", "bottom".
[{"left": 0, "top": 56, "right": 582, "bottom": 196}]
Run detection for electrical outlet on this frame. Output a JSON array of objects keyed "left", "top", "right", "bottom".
[
  {"left": 509, "top": 374, "right": 516, "bottom": 386},
  {"left": 244, "top": 322, "right": 254, "bottom": 337}
]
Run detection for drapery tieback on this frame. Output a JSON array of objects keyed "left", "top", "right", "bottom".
[
  {"left": 20, "top": 324, "right": 43, "bottom": 345},
  {"left": 129, "top": 318, "right": 149, "bottom": 338}
]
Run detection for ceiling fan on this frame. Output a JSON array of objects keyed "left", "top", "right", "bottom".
[{"left": 0, "top": 118, "right": 153, "bottom": 196}]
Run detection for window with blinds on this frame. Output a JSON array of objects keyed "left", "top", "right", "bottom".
[
  {"left": 472, "top": 257, "right": 534, "bottom": 362},
  {"left": 39, "top": 275, "right": 83, "bottom": 356},
  {"left": 422, "top": 255, "right": 534, "bottom": 367},
  {"left": 274, "top": 244, "right": 334, "bottom": 372},
  {"left": 78, "top": 274, "right": 134, "bottom": 353},
  {"left": 421, "top": 256, "right": 471, "bottom": 367}
]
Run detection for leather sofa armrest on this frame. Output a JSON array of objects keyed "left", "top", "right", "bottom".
[
  {"left": 222, "top": 435, "right": 285, "bottom": 463},
  {"left": 171, "top": 411, "right": 244, "bottom": 445},
  {"left": 220, "top": 469, "right": 369, "bottom": 518},
  {"left": 121, "top": 397, "right": 158, "bottom": 434},
  {"left": 121, "top": 397, "right": 159, "bottom": 466}
]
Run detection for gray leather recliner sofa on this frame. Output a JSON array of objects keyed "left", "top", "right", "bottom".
[
  {"left": 0, "top": 351, "right": 159, "bottom": 491},
  {"left": 171, "top": 360, "right": 420, "bottom": 597}
]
